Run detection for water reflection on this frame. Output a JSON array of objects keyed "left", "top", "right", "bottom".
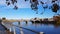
[{"left": 13, "top": 22, "right": 60, "bottom": 34}]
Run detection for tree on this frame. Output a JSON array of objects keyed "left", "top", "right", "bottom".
[
  {"left": 2, "top": 17, "right": 6, "bottom": 20},
  {"left": 53, "top": 16, "right": 60, "bottom": 24},
  {"left": 1, "top": 0, "right": 60, "bottom": 14},
  {"left": 0, "top": 19, "right": 2, "bottom": 23}
]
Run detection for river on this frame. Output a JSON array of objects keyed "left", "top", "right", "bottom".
[{"left": 12, "top": 22, "right": 60, "bottom": 34}]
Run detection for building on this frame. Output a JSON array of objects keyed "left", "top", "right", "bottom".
[
  {"left": 48, "top": 18, "right": 54, "bottom": 21},
  {"left": 43, "top": 18, "right": 48, "bottom": 21}
]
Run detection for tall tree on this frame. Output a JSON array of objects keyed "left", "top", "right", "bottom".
[{"left": 1, "top": 0, "right": 60, "bottom": 14}]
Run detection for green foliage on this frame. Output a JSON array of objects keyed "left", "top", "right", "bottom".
[
  {"left": 52, "top": 3, "right": 59, "bottom": 13},
  {"left": 6, "top": 0, "right": 18, "bottom": 10},
  {"left": 57, "top": 20, "right": 60, "bottom": 24},
  {"left": 5, "top": 0, "right": 60, "bottom": 14}
]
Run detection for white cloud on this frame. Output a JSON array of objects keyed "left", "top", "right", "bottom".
[
  {"left": 0, "top": 0, "right": 6, "bottom": 5},
  {"left": 17, "top": 0, "right": 30, "bottom": 8},
  {"left": 0, "top": 0, "right": 31, "bottom": 8}
]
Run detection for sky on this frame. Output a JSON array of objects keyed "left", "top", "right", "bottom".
[{"left": 0, "top": 0, "right": 60, "bottom": 19}]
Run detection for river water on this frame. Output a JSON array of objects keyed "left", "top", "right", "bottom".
[{"left": 12, "top": 22, "right": 60, "bottom": 34}]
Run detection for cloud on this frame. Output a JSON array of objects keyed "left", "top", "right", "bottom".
[
  {"left": 17, "top": 0, "right": 30, "bottom": 8},
  {"left": 0, "top": 0, "right": 31, "bottom": 8},
  {"left": 0, "top": 0, "right": 6, "bottom": 5}
]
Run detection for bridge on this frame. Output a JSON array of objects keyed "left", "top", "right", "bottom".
[
  {"left": 0, "top": 19, "right": 13, "bottom": 34},
  {"left": 0, "top": 19, "right": 45, "bottom": 34}
]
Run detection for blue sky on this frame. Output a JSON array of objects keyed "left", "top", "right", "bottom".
[
  {"left": 0, "top": 0, "right": 59, "bottom": 19},
  {"left": 0, "top": 7, "right": 55, "bottom": 19}
]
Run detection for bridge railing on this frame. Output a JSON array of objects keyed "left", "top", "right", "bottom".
[{"left": 1, "top": 22, "right": 44, "bottom": 34}]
